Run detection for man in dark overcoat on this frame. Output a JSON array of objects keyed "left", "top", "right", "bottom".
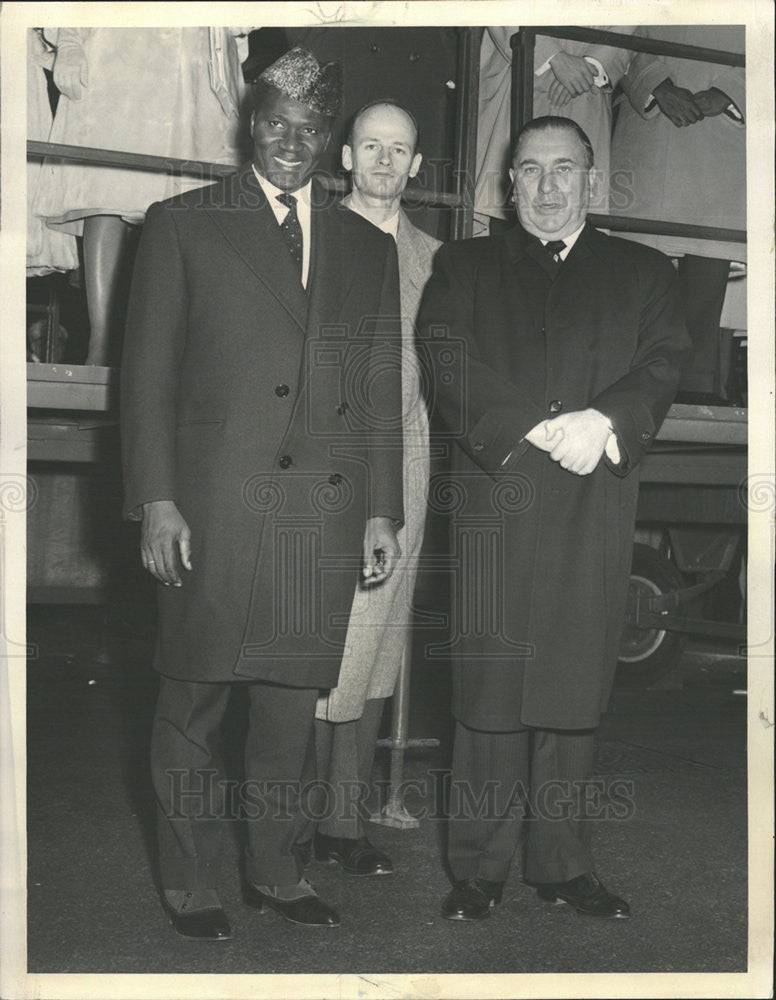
[
  {"left": 120, "top": 48, "right": 404, "bottom": 938},
  {"left": 417, "top": 116, "right": 690, "bottom": 921}
]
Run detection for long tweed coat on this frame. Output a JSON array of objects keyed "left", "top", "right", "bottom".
[
  {"left": 121, "top": 167, "right": 404, "bottom": 688},
  {"left": 316, "top": 208, "right": 441, "bottom": 722},
  {"left": 417, "top": 222, "right": 690, "bottom": 731}
]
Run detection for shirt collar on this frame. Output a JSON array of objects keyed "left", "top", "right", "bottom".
[
  {"left": 252, "top": 165, "right": 312, "bottom": 209},
  {"left": 539, "top": 221, "right": 586, "bottom": 254}
]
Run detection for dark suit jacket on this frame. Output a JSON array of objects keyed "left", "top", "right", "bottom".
[
  {"left": 121, "top": 165, "right": 403, "bottom": 686},
  {"left": 417, "top": 222, "right": 691, "bottom": 729}
]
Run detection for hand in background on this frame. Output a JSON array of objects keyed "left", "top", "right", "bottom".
[
  {"left": 652, "top": 78, "right": 704, "bottom": 127},
  {"left": 547, "top": 51, "right": 596, "bottom": 96},
  {"left": 548, "top": 77, "right": 574, "bottom": 108},
  {"left": 53, "top": 44, "right": 89, "bottom": 101},
  {"left": 693, "top": 87, "right": 734, "bottom": 117}
]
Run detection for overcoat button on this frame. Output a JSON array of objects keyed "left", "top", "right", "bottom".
[
  {"left": 278, "top": 455, "right": 292, "bottom": 469},
  {"left": 336, "top": 401, "right": 349, "bottom": 415},
  {"left": 275, "top": 384, "right": 290, "bottom": 397},
  {"left": 329, "top": 473, "right": 343, "bottom": 486},
  {"left": 473, "top": 442, "right": 484, "bottom": 452},
  {"left": 549, "top": 399, "right": 563, "bottom": 413},
  {"left": 641, "top": 430, "right": 651, "bottom": 442}
]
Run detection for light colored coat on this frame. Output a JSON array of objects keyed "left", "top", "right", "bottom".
[
  {"left": 474, "top": 26, "right": 636, "bottom": 222},
  {"left": 610, "top": 26, "right": 745, "bottom": 261},
  {"left": 316, "top": 208, "right": 440, "bottom": 722}
]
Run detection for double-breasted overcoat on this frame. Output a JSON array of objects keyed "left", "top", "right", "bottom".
[
  {"left": 417, "top": 222, "right": 690, "bottom": 731},
  {"left": 121, "top": 166, "right": 404, "bottom": 688}
]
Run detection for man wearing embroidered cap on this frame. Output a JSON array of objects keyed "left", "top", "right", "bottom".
[{"left": 121, "top": 47, "right": 403, "bottom": 938}]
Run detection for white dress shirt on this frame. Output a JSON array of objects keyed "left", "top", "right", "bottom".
[{"left": 252, "top": 166, "right": 312, "bottom": 288}]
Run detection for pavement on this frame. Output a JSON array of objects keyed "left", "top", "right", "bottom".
[{"left": 23, "top": 603, "right": 749, "bottom": 977}]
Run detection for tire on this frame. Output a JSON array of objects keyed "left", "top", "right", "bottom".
[{"left": 617, "top": 544, "right": 687, "bottom": 684}]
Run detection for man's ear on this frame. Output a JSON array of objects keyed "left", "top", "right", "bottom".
[
  {"left": 342, "top": 144, "right": 353, "bottom": 171},
  {"left": 587, "top": 166, "right": 603, "bottom": 210},
  {"left": 250, "top": 110, "right": 256, "bottom": 134},
  {"left": 508, "top": 167, "right": 515, "bottom": 186},
  {"left": 409, "top": 152, "right": 423, "bottom": 179}
]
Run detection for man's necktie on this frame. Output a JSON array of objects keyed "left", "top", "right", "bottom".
[
  {"left": 543, "top": 239, "right": 567, "bottom": 264},
  {"left": 276, "top": 192, "right": 303, "bottom": 277}
]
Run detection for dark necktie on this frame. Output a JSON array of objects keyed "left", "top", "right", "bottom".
[
  {"left": 276, "top": 192, "right": 303, "bottom": 277},
  {"left": 543, "top": 239, "right": 567, "bottom": 264}
]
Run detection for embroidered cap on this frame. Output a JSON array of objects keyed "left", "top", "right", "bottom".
[{"left": 258, "top": 46, "right": 343, "bottom": 117}]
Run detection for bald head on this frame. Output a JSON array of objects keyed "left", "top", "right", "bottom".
[{"left": 343, "top": 101, "right": 422, "bottom": 209}]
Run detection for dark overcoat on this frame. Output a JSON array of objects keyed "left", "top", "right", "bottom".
[
  {"left": 121, "top": 166, "right": 403, "bottom": 687},
  {"left": 417, "top": 223, "right": 690, "bottom": 730}
]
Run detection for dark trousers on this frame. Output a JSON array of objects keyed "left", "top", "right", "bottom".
[
  {"left": 310, "top": 697, "right": 386, "bottom": 840},
  {"left": 151, "top": 675, "right": 318, "bottom": 890},
  {"left": 677, "top": 254, "right": 731, "bottom": 394},
  {"left": 447, "top": 721, "right": 596, "bottom": 885}
]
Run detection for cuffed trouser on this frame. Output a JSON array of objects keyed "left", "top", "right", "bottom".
[
  {"left": 447, "top": 721, "right": 596, "bottom": 885},
  {"left": 151, "top": 675, "right": 318, "bottom": 891},
  {"left": 677, "top": 255, "right": 731, "bottom": 395},
  {"left": 309, "top": 697, "right": 386, "bottom": 840}
]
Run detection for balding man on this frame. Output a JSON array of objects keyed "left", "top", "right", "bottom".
[{"left": 300, "top": 100, "right": 439, "bottom": 878}]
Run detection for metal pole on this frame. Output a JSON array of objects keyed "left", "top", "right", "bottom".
[{"left": 372, "top": 635, "right": 439, "bottom": 829}]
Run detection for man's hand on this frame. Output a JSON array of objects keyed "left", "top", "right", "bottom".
[
  {"left": 141, "top": 500, "right": 192, "bottom": 587},
  {"left": 652, "top": 78, "right": 704, "bottom": 127},
  {"left": 525, "top": 408, "right": 612, "bottom": 476},
  {"left": 53, "top": 45, "right": 89, "bottom": 101},
  {"left": 692, "top": 87, "right": 734, "bottom": 117},
  {"left": 362, "top": 516, "right": 401, "bottom": 585},
  {"left": 548, "top": 51, "right": 596, "bottom": 97},
  {"left": 548, "top": 77, "right": 574, "bottom": 108}
]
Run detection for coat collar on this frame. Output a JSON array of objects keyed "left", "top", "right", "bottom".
[
  {"left": 202, "top": 163, "right": 309, "bottom": 332},
  {"left": 504, "top": 219, "right": 604, "bottom": 270}
]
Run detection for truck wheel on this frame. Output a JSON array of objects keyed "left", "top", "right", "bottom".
[{"left": 617, "top": 544, "right": 687, "bottom": 684}]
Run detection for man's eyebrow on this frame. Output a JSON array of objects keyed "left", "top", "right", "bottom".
[
  {"left": 359, "top": 135, "right": 411, "bottom": 145},
  {"left": 518, "top": 156, "right": 578, "bottom": 167}
]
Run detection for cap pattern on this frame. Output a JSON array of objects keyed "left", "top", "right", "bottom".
[{"left": 259, "top": 46, "right": 343, "bottom": 117}]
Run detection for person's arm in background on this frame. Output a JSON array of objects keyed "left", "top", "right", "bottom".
[{"left": 619, "top": 28, "right": 705, "bottom": 127}]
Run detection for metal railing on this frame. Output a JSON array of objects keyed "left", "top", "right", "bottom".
[{"left": 510, "top": 26, "right": 747, "bottom": 245}]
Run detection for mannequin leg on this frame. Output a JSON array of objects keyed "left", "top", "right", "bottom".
[{"left": 82, "top": 214, "right": 134, "bottom": 366}]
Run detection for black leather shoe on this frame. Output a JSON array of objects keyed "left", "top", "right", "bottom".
[
  {"left": 441, "top": 878, "right": 504, "bottom": 921},
  {"left": 243, "top": 882, "right": 340, "bottom": 927},
  {"left": 536, "top": 872, "right": 630, "bottom": 918},
  {"left": 166, "top": 906, "right": 232, "bottom": 940},
  {"left": 315, "top": 833, "right": 393, "bottom": 876}
]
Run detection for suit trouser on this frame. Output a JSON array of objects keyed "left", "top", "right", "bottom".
[
  {"left": 447, "top": 721, "right": 595, "bottom": 885},
  {"left": 151, "top": 674, "right": 318, "bottom": 891},
  {"left": 310, "top": 697, "right": 386, "bottom": 840}
]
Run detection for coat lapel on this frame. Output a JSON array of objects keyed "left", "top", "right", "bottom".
[
  {"left": 307, "top": 190, "right": 365, "bottom": 336},
  {"left": 203, "top": 164, "right": 309, "bottom": 333}
]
